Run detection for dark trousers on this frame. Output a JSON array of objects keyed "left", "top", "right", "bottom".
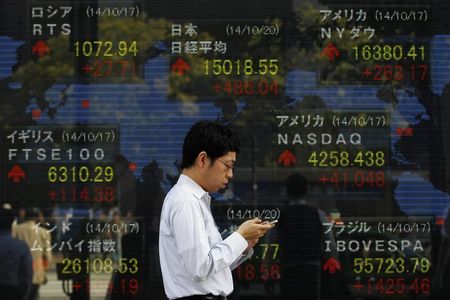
[
  {"left": 0, "top": 285, "right": 21, "bottom": 300},
  {"left": 28, "top": 284, "right": 40, "bottom": 300}
]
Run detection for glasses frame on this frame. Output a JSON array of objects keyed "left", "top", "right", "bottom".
[{"left": 216, "top": 158, "right": 235, "bottom": 170}]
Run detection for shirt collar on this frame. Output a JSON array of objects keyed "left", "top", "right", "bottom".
[{"left": 177, "top": 174, "right": 211, "bottom": 204}]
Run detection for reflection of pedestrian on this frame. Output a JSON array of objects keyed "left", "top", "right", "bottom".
[
  {"left": 281, "top": 174, "right": 350, "bottom": 300},
  {"left": 13, "top": 208, "right": 52, "bottom": 300},
  {"left": 281, "top": 174, "right": 324, "bottom": 299},
  {"left": 0, "top": 207, "right": 32, "bottom": 300}
]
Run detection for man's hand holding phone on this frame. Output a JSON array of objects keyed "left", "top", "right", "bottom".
[{"left": 237, "top": 218, "right": 276, "bottom": 240}]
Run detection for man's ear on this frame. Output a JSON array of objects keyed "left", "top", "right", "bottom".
[{"left": 197, "top": 151, "right": 209, "bottom": 169}]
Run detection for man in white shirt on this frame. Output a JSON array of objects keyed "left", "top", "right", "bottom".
[{"left": 159, "top": 121, "right": 275, "bottom": 300}]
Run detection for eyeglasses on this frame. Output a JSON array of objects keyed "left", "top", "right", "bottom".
[{"left": 216, "top": 158, "right": 235, "bottom": 170}]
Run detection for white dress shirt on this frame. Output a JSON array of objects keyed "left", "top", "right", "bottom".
[{"left": 159, "top": 174, "right": 253, "bottom": 299}]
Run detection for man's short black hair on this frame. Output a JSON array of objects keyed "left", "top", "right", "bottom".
[
  {"left": 0, "top": 208, "right": 14, "bottom": 231},
  {"left": 25, "top": 207, "right": 40, "bottom": 220},
  {"left": 181, "top": 121, "right": 240, "bottom": 169},
  {"left": 286, "top": 173, "right": 307, "bottom": 199}
]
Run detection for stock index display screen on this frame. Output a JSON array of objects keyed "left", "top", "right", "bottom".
[{"left": 1, "top": 0, "right": 449, "bottom": 299}]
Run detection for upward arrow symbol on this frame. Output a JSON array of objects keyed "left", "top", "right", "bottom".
[
  {"left": 32, "top": 40, "right": 50, "bottom": 57},
  {"left": 277, "top": 150, "right": 296, "bottom": 167},
  {"left": 171, "top": 58, "right": 191, "bottom": 76},
  {"left": 321, "top": 42, "right": 340, "bottom": 62},
  {"left": 8, "top": 165, "right": 26, "bottom": 183},
  {"left": 323, "top": 257, "right": 341, "bottom": 274}
]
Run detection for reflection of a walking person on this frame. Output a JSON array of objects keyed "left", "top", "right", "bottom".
[
  {"left": 280, "top": 174, "right": 345, "bottom": 299},
  {"left": 0, "top": 207, "right": 32, "bottom": 300},
  {"left": 280, "top": 174, "right": 323, "bottom": 299},
  {"left": 13, "top": 208, "right": 52, "bottom": 300},
  {"left": 159, "top": 121, "right": 275, "bottom": 300}
]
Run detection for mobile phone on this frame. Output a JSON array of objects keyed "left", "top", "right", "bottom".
[{"left": 262, "top": 219, "right": 278, "bottom": 224}]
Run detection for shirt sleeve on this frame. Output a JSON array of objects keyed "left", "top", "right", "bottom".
[
  {"left": 171, "top": 200, "right": 248, "bottom": 281},
  {"left": 230, "top": 247, "right": 254, "bottom": 270}
]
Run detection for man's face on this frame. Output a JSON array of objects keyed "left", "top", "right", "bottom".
[{"left": 203, "top": 151, "right": 236, "bottom": 192}]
